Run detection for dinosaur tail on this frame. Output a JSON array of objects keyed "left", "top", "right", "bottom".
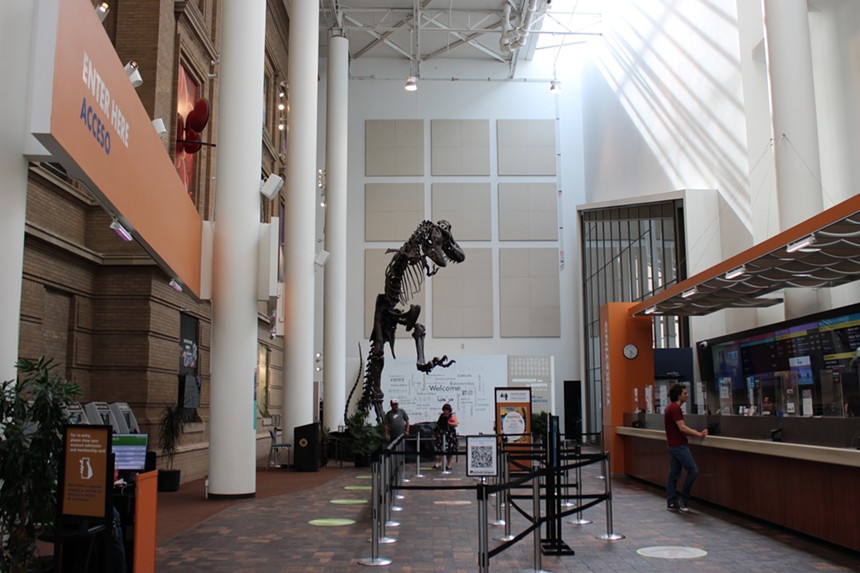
[{"left": 343, "top": 343, "right": 364, "bottom": 427}]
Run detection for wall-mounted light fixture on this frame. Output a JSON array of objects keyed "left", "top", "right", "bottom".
[
  {"left": 644, "top": 306, "right": 657, "bottom": 315},
  {"left": 786, "top": 233, "right": 817, "bottom": 253},
  {"left": 278, "top": 81, "right": 287, "bottom": 98},
  {"left": 110, "top": 218, "right": 133, "bottom": 241},
  {"left": 404, "top": 76, "right": 418, "bottom": 92},
  {"left": 725, "top": 265, "right": 747, "bottom": 280},
  {"left": 96, "top": 2, "right": 110, "bottom": 22},
  {"left": 123, "top": 61, "right": 143, "bottom": 88},
  {"left": 168, "top": 278, "right": 183, "bottom": 292}
]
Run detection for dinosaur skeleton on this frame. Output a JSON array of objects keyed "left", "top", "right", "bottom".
[{"left": 347, "top": 220, "right": 466, "bottom": 424}]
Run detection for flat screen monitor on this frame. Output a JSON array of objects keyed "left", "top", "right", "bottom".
[{"left": 112, "top": 434, "right": 148, "bottom": 472}]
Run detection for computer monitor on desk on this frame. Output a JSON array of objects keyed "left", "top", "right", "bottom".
[{"left": 112, "top": 434, "right": 148, "bottom": 478}]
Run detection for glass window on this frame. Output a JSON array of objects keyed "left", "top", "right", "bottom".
[
  {"left": 580, "top": 200, "right": 689, "bottom": 436},
  {"left": 175, "top": 63, "right": 199, "bottom": 201}
]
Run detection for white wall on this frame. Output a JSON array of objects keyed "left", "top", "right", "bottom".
[
  {"left": 580, "top": 0, "right": 860, "bottom": 343},
  {"left": 314, "top": 0, "right": 860, "bottom": 427},
  {"left": 316, "top": 52, "right": 587, "bottom": 427}
]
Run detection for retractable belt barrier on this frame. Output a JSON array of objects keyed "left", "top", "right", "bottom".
[{"left": 359, "top": 435, "right": 623, "bottom": 571}]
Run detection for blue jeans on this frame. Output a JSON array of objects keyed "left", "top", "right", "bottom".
[{"left": 666, "top": 445, "right": 698, "bottom": 505}]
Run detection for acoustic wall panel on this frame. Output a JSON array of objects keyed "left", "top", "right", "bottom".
[
  {"left": 365, "top": 120, "right": 424, "bottom": 176},
  {"left": 498, "top": 182, "right": 558, "bottom": 241},
  {"left": 365, "top": 249, "right": 426, "bottom": 338},
  {"left": 497, "top": 119, "right": 557, "bottom": 176},
  {"left": 431, "top": 119, "right": 490, "bottom": 176},
  {"left": 499, "top": 248, "right": 560, "bottom": 337},
  {"left": 365, "top": 183, "right": 424, "bottom": 241},
  {"left": 431, "top": 183, "right": 492, "bottom": 241},
  {"left": 433, "top": 248, "right": 493, "bottom": 338}
]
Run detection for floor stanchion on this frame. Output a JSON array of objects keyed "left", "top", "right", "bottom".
[
  {"left": 494, "top": 450, "right": 515, "bottom": 542},
  {"left": 414, "top": 433, "right": 425, "bottom": 478},
  {"left": 358, "top": 460, "right": 392, "bottom": 567},
  {"left": 596, "top": 452, "right": 624, "bottom": 541},
  {"left": 477, "top": 479, "right": 490, "bottom": 573},
  {"left": 567, "top": 458, "right": 592, "bottom": 525}
]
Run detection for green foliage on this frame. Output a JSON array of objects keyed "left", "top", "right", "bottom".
[
  {"left": 531, "top": 410, "right": 549, "bottom": 441},
  {"left": 320, "top": 425, "right": 331, "bottom": 467},
  {"left": 158, "top": 404, "right": 186, "bottom": 470},
  {"left": 0, "top": 357, "right": 81, "bottom": 573},
  {"left": 345, "top": 410, "right": 383, "bottom": 457}
]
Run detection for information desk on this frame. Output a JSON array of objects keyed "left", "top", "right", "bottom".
[{"left": 617, "top": 425, "right": 860, "bottom": 552}]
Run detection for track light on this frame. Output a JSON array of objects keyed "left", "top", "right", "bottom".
[
  {"left": 681, "top": 287, "right": 698, "bottom": 299},
  {"left": 96, "top": 2, "right": 110, "bottom": 22},
  {"left": 278, "top": 81, "right": 287, "bottom": 98},
  {"left": 168, "top": 278, "right": 183, "bottom": 292},
  {"left": 260, "top": 174, "right": 284, "bottom": 200},
  {"left": 152, "top": 118, "right": 167, "bottom": 139},
  {"left": 404, "top": 76, "right": 418, "bottom": 92},
  {"left": 110, "top": 218, "right": 133, "bottom": 241},
  {"left": 786, "top": 234, "right": 817, "bottom": 253},
  {"left": 725, "top": 265, "right": 747, "bottom": 280},
  {"left": 549, "top": 80, "right": 562, "bottom": 94},
  {"left": 124, "top": 61, "right": 143, "bottom": 88}
]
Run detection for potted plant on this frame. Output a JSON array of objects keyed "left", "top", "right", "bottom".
[
  {"left": 345, "top": 410, "right": 383, "bottom": 467},
  {"left": 0, "top": 357, "right": 81, "bottom": 573},
  {"left": 157, "top": 404, "right": 185, "bottom": 492},
  {"left": 531, "top": 410, "right": 549, "bottom": 443}
]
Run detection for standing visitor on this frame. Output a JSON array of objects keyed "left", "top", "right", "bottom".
[{"left": 665, "top": 384, "right": 707, "bottom": 512}]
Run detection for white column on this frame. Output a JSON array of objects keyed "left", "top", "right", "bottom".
[
  {"left": 208, "top": 0, "right": 267, "bottom": 497},
  {"left": 0, "top": 2, "right": 32, "bottom": 380},
  {"left": 763, "top": 0, "right": 828, "bottom": 319},
  {"left": 283, "top": 1, "right": 320, "bottom": 437},
  {"left": 323, "top": 35, "right": 349, "bottom": 432}
]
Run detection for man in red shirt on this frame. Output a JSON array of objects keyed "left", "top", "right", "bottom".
[{"left": 664, "top": 384, "right": 708, "bottom": 512}]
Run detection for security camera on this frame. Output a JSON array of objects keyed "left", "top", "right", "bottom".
[{"left": 260, "top": 174, "right": 284, "bottom": 199}]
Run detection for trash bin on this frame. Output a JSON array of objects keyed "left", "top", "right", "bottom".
[{"left": 293, "top": 422, "right": 321, "bottom": 471}]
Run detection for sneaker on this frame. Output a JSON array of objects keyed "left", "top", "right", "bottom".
[
  {"left": 679, "top": 501, "right": 690, "bottom": 513},
  {"left": 432, "top": 463, "right": 441, "bottom": 469},
  {"left": 667, "top": 502, "right": 679, "bottom": 512},
  {"left": 445, "top": 466, "right": 452, "bottom": 471}
]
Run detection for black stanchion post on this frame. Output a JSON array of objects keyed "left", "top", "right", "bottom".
[
  {"left": 596, "top": 452, "right": 624, "bottom": 541},
  {"left": 477, "top": 478, "right": 490, "bottom": 573}
]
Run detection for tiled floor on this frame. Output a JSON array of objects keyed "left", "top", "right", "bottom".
[{"left": 154, "top": 457, "right": 860, "bottom": 572}]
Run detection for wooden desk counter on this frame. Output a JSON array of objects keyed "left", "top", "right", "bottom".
[{"left": 617, "top": 425, "right": 860, "bottom": 552}]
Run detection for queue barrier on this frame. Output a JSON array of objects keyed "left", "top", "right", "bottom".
[{"left": 359, "top": 434, "right": 623, "bottom": 571}]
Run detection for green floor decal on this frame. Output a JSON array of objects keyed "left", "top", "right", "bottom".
[{"left": 309, "top": 518, "right": 356, "bottom": 527}]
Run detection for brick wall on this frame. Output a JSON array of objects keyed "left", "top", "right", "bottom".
[{"left": 20, "top": 1, "right": 289, "bottom": 484}]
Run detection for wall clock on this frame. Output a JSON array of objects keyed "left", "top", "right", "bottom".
[{"left": 623, "top": 343, "right": 639, "bottom": 360}]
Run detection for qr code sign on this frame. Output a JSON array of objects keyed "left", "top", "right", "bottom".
[{"left": 470, "top": 445, "right": 494, "bottom": 469}]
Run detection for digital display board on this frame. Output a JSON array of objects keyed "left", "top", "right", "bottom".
[{"left": 698, "top": 304, "right": 860, "bottom": 417}]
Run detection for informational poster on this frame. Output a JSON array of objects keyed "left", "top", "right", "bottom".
[
  {"left": 466, "top": 435, "right": 498, "bottom": 477},
  {"left": 61, "top": 425, "right": 111, "bottom": 520},
  {"left": 495, "top": 387, "right": 532, "bottom": 444},
  {"left": 381, "top": 354, "right": 505, "bottom": 436}
]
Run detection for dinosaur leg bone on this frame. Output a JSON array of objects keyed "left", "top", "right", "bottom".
[{"left": 411, "top": 322, "right": 456, "bottom": 373}]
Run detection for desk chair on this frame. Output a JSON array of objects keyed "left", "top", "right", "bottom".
[{"left": 268, "top": 427, "right": 292, "bottom": 469}]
